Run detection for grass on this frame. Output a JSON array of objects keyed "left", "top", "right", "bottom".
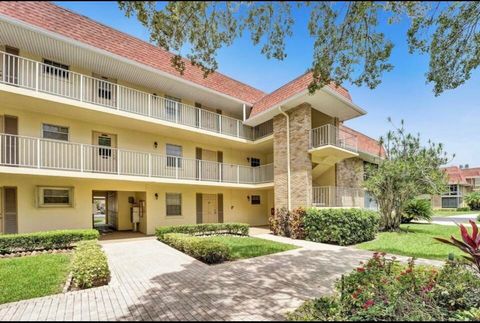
[
  {"left": 0, "top": 253, "right": 72, "bottom": 304},
  {"left": 207, "top": 236, "right": 298, "bottom": 260},
  {"left": 433, "top": 209, "right": 478, "bottom": 216},
  {"left": 356, "top": 223, "right": 466, "bottom": 261}
]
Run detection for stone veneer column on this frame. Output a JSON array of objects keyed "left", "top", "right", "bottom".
[
  {"left": 336, "top": 157, "right": 364, "bottom": 187},
  {"left": 273, "top": 103, "right": 312, "bottom": 210}
]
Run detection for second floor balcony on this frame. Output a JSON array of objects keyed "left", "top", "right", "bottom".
[
  {"left": 309, "top": 124, "right": 358, "bottom": 167},
  {"left": 0, "top": 51, "right": 273, "bottom": 141},
  {"left": 0, "top": 133, "right": 274, "bottom": 186}
]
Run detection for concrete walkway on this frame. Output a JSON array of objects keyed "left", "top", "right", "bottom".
[
  {"left": 0, "top": 233, "right": 442, "bottom": 321},
  {"left": 416, "top": 214, "right": 478, "bottom": 226}
]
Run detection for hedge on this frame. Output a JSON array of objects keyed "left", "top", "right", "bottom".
[
  {"left": 156, "top": 223, "right": 249, "bottom": 240},
  {"left": 304, "top": 208, "right": 379, "bottom": 246},
  {"left": 0, "top": 229, "right": 99, "bottom": 254},
  {"left": 71, "top": 241, "right": 110, "bottom": 289},
  {"left": 162, "top": 233, "right": 231, "bottom": 264}
]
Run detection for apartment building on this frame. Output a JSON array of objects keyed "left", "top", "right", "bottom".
[
  {"left": 431, "top": 165, "right": 480, "bottom": 209},
  {"left": 0, "top": 2, "right": 384, "bottom": 235}
]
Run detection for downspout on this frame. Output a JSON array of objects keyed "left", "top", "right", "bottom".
[{"left": 278, "top": 106, "right": 291, "bottom": 211}]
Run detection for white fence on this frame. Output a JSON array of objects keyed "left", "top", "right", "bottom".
[
  {"left": 0, "top": 51, "right": 273, "bottom": 140},
  {"left": 0, "top": 133, "right": 274, "bottom": 184},
  {"left": 312, "top": 186, "right": 365, "bottom": 207},
  {"left": 310, "top": 124, "right": 357, "bottom": 152}
]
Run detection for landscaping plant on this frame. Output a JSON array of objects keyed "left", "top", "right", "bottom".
[
  {"left": 465, "top": 192, "right": 480, "bottom": 211},
  {"left": 303, "top": 208, "right": 379, "bottom": 245},
  {"left": 435, "top": 220, "right": 480, "bottom": 273},
  {"left": 401, "top": 198, "right": 433, "bottom": 223},
  {"left": 71, "top": 241, "right": 110, "bottom": 289},
  {"left": 288, "top": 253, "right": 480, "bottom": 321},
  {"left": 156, "top": 223, "right": 249, "bottom": 239},
  {"left": 364, "top": 120, "right": 449, "bottom": 231},
  {"left": 269, "top": 207, "right": 306, "bottom": 239}
]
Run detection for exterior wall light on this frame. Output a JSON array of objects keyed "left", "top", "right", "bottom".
[
  {"left": 154, "top": 193, "right": 159, "bottom": 200},
  {"left": 154, "top": 141, "right": 158, "bottom": 149}
]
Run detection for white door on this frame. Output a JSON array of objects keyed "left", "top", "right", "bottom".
[
  {"left": 202, "top": 194, "right": 218, "bottom": 223},
  {"left": 201, "top": 149, "right": 218, "bottom": 181},
  {"left": 92, "top": 132, "right": 117, "bottom": 173},
  {"left": 2, "top": 187, "right": 17, "bottom": 234}
]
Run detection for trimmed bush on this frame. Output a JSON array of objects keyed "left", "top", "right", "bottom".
[
  {"left": 162, "top": 233, "right": 231, "bottom": 264},
  {"left": 156, "top": 223, "right": 249, "bottom": 240},
  {"left": 269, "top": 207, "right": 306, "bottom": 239},
  {"left": 71, "top": 241, "right": 110, "bottom": 289},
  {"left": 402, "top": 198, "right": 433, "bottom": 223},
  {"left": 457, "top": 206, "right": 471, "bottom": 212},
  {"left": 0, "top": 229, "right": 99, "bottom": 254},
  {"left": 304, "top": 208, "right": 379, "bottom": 245}
]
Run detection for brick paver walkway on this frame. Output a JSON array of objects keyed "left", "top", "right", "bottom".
[{"left": 0, "top": 233, "right": 442, "bottom": 321}]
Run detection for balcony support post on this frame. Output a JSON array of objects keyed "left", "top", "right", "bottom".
[
  {"left": 80, "top": 144, "right": 84, "bottom": 172},
  {"left": 36, "top": 138, "right": 41, "bottom": 168},
  {"left": 35, "top": 61, "right": 39, "bottom": 92}
]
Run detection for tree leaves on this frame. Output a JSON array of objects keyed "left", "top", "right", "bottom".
[{"left": 118, "top": 1, "right": 480, "bottom": 95}]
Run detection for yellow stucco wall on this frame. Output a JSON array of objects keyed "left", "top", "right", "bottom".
[{"left": 0, "top": 174, "right": 272, "bottom": 235}]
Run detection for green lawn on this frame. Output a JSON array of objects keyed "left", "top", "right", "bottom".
[
  {"left": 208, "top": 236, "right": 298, "bottom": 260},
  {"left": 0, "top": 253, "right": 72, "bottom": 304},
  {"left": 433, "top": 209, "right": 478, "bottom": 216},
  {"left": 356, "top": 224, "right": 465, "bottom": 261}
]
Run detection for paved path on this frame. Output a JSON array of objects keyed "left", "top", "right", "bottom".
[
  {"left": 0, "top": 234, "right": 442, "bottom": 321},
  {"left": 417, "top": 214, "right": 478, "bottom": 226}
]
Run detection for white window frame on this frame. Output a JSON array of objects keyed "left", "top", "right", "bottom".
[
  {"left": 36, "top": 186, "right": 74, "bottom": 208},
  {"left": 42, "top": 123, "right": 69, "bottom": 141},
  {"left": 166, "top": 193, "right": 182, "bottom": 216}
]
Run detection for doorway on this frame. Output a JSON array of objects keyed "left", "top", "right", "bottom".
[
  {"left": 202, "top": 194, "right": 218, "bottom": 223},
  {"left": 92, "top": 131, "right": 117, "bottom": 173},
  {"left": 1, "top": 187, "right": 18, "bottom": 234},
  {"left": 4, "top": 46, "right": 19, "bottom": 85},
  {"left": 1, "top": 115, "right": 18, "bottom": 165},
  {"left": 92, "top": 190, "right": 117, "bottom": 233}
]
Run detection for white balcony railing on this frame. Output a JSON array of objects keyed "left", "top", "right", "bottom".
[
  {"left": 310, "top": 124, "right": 357, "bottom": 152},
  {"left": 312, "top": 186, "right": 365, "bottom": 207},
  {"left": 0, "top": 51, "right": 273, "bottom": 141},
  {"left": 0, "top": 133, "right": 273, "bottom": 185}
]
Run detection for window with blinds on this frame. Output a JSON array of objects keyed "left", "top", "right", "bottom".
[
  {"left": 37, "top": 186, "right": 74, "bottom": 207},
  {"left": 166, "top": 193, "right": 182, "bottom": 216},
  {"left": 42, "top": 124, "right": 69, "bottom": 141}
]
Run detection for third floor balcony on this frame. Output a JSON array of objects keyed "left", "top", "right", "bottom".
[{"left": 0, "top": 51, "right": 273, "bottom": 141}]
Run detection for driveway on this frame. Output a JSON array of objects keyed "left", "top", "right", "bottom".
[{"left": 0, "top": 234, "right": 441, "bottom": 321}]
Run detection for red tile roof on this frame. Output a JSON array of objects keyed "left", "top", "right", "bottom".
[
  {"left": 340, "top": 125, "right": 385, "bottom": 157},
  {"left": 442, "top": 166, "right": 480, "bottom": 185},
  {"left": 250, "top": 72, "right": 352, "bottom": 117},
  {"left": 0, "top": 1, "right": 266, "bottom": 104}
]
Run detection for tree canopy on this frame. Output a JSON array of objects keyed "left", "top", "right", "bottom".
[{"left": 118, "top": 1, "right": 480, "bottom": 95}]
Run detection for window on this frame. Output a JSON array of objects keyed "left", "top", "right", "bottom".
[
  {"left": 43, "top": 59, "right": 70, "bottom": 79},
  {"left": 251, "top": 195, "right": 261, "bottom": 205},
  {"left": 166, "top": 193, "right": 182, "bottom": 216},
  {"left": 250, "top": 158, "right": 261, "bottom": 167},
  {"left": 42, "top": 124, "right": 69, "bottom": 141},
  {"left": 97, "top": 135, "right": 113, "bottom": 158},
  {"left": 37, "top": 186, "right": 74, "bottom": 207},
  {"left": 166, "top": 144, "right": 182, "bottom": 167},
  {"left": 98, "top": 76, "right": 114, "bottom": 100}
]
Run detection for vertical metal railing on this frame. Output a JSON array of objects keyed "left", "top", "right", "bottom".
[
  {"left": 312, "top": 186, "right": 365, "bottom": 207},
  {"left": 310, "top": 124, "right": 358, "bottom": 152},
  {"left": 0, "top": 51, "right": 274, "bottom": 141}
]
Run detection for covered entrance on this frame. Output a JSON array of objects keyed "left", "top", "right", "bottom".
[
  {"left": 92, "top": 190, "right": 147, "bottom": 234},
  {"left": 196, "top": 193, "right": 224, "bottom": 224}
]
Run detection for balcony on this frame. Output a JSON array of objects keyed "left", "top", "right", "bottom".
[
  {"left": 312, "top": 186, "right": 365, "bottom": 208},
  {"left": 309, "top": 124, "right": 358, "bottom": 175},
  {"left": 0, "top": 134, "right": 274, "bottom": 185},
  {"left": 0, "top": 51, "right": 273, "bottom": 141}
]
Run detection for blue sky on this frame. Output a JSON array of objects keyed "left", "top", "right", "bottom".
[{"left": 56, "top": 1, "right": 480, "bottom": 166}]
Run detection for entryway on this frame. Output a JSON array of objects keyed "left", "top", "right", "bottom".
[
  {"left": 0, "top": 187, "right": 17, "bottom": 234},
  {"left": 196, "top": 193, "right": 224, "bottom": 224}
]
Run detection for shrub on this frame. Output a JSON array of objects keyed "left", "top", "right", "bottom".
[
  {"left": 71, "top": 241, "right": 110, "bottom": 289},
  {"left": 457, "top": 206, "right": 471, "bottom": 212},
  {"left": 303, "top": 208, "right": 380, "bottom": 245},
  {"left": 162, "top": 233, "right": 231, "bottom": 264},
  {"left": 465, "top": 192, "right": 480, "bottom": 210},
  {"left": 156, "top": 223, "right": 249, "bottom": 240},
  {"left": 0, "top": 229, "right": 99, "bottom": 254},
  {"left": 402, "top": 199, "right": 433, "bottom": 223},
  {"left": 288, "top": 254, "right": 480, "bottom": 321},
  {"left": 269, "top": 207, "right": 306, "bottom": 239}
]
